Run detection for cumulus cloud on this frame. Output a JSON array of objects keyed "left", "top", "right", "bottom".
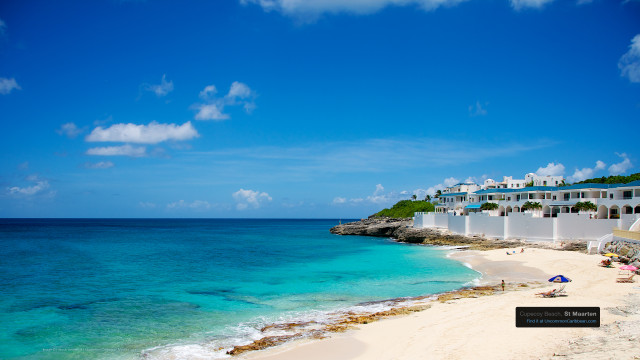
[
  {"left": 199, "top": 85, "right": 218, "bottom": 99},
  {"left": 86, "top": 144, "right": 146, "bottom": 157},
  {"left": 332, "top": 184, "right": 412, "bottom": 206},
  {"left": 194, "top": 81, "right": 256, "bottom": 121},
  {"left": 86, "top": 121, "right": 199, "bottom": 144},
  {"left": 332, "top": 197, "right": 347, "bottom": 204},
  {"left": 233, "top": 188, "right": 272, "bottom": 210},
  {"left": 443, "top": 177, "right": 460, "bottom": 187},
  {"left": 609, "top": 153, "right": 633, "bottom": 175},
  {"left": 241, "top": 0, "right": 467, "bottom": 18},
  {"left": 83, "top": 161, "right": 115, "bottom": 169},
  {"left": 7, "top": 175, "right": 54, "bottom": 197},
  {"left": 468, "top": 101, "right": 487, "bottom": 117},
  {"left": 535, "top": 162, "right": 565, "bottom": 176},
  {"left": 144, "top": 74, "right": 174, "bottom": 97},
  {"left": 619, "top": 34, "right": 640, "bottom": 83},
  {"left": 510, "top": 0, "right": 555, "bottom": 10},
  {"left": 0, "top": 77, "right": 21, "bottom": 95},
  {"left": 195, "top": 104, "right": 230, "bottom": 121},
  {"left": 56, "top": 122, "right": 83, "bottom": 138},
  {"left": 567, "top": 160, "right": 606, "bottom": 182},
  {"left": 167, "top": 200, "right": 212, "bottom": 210}
]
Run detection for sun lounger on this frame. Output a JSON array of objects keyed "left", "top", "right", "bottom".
[
  {"left": 555, "top": 284, "right": 567, "bottom": 296},
  {"left": 617, "top": 274, "right": 636, "bottom": 283},
  {"left": 536, "top": 288, "right": 557, "bottom": 297}
]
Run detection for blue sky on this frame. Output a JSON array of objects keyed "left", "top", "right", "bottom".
[{"left": 0, "top": 0, "right": 639, "bottom": 218}]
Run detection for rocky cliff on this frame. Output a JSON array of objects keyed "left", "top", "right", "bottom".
[{"left": 330, "top": 217, "right": 540, "bottom": 250}]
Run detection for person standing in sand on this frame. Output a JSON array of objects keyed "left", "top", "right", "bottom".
[{"left": 501, "top": 280, "right": 505, "bottom": 291}]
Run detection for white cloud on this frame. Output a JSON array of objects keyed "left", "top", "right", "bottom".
[
  {"left": 332, "top": 197, "right": 347, "bottom": 204},
  {"left": 194, "top": 81, "right": 256, "bottom": 120},
  {"left": 227, "top": 81, "right": 253, "bottom": 99},
  {"left": 56, "top": 122, "right": 83, "bottom": 138},
  {"left": 83, "top": 161, "right": 115, "bottom": 169},
  {"left": 567, "top": 160, "right": 606, "bottom": 182},
  {"left": 332, "top": 184, "right": 412, "bottom": 206},
  {"left": 86, "top": 144, "right": 146, "bottom": 157},
  {"left": 167, "top": 200, "right": 212, "bottom": 210},
  {"left": 619, "top": 34, "right": 640, "bottom": 83},
  {"left": 233, "top": 188, "right": 272, "bottom": 210},
  {"left": 194, "top": 103, "right": 230, "bottom": 121},
  {"left": 420, "top": 176, "right": 466, "bottom": 198},
  {"left": 468, "top": 101, "right": 487, "bottom": 117},
  {"left": 241, "top": 0, "right": 468, "bottom": 18},
  {"left": 199, "top": 85, "right": 218, "bottom": 99},
  {"left": 7, "top": 175, "right": 52, "bottom": 197},
  {"left": 535, "top": 162, "right": 565, "bottom": 176},
  {"left": 0, "top": 77, "right": 21, "bottom": 95},
  {"left": 144, "top": 74, "right": 174, "bottom": 97},
  {"left": 609, "top": 153, "right": 633, "bottom": 175},
  {"left": 443, "top": 177, "right": 460, "bottom": 187},
  {"left": 510, "top": 0, "right": 554, "bottom": 10},
  {"left": 464, "top": 176, "right": 477, "bottom": 184},
  {"left": 86, "top": 121, "right": 199, "bottom": 144}
]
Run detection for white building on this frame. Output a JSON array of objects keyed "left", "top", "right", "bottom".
[
  {"left": 525, "top": 173, "right": 564, "bottom": 187},
  {"left": 417, "top": 180, "right": 640, "bottom": 243},
  {"left": 434, "top": 180, "right": 640, "bottom": 219}
]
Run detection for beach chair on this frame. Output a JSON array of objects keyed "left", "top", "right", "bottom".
[
  {"left": 535, "top": 288, "right": 557, "bottom": 297},
  {"left": 554, "top": 284, "right": 567, "bottom": 296},
  {"left": 617, "top": 274, "right": 636, "bottom": 283}
]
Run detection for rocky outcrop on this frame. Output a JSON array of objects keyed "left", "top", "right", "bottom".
[
  {"left": 603, "top": 240, "right": 640, "bottom": 268},
  {"left": 330, "top": 217, "right": 585, "bottom": 251}
]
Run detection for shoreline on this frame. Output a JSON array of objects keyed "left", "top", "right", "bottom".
[{"left": 242, "top": 247, "right": 640, "bottom": 360}]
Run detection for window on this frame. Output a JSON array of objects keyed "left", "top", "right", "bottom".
[
  {"left": 543, "top": 181, "right": 547, "bottom": 186},
  {"left": 610, "top": 194, "right": 613, "bottom": 199},
  {"left": 564, "top": 193, "right": 570, "bottom": 201},
  {"left": 623, "top": 191, "right": 632, "bottom": 200},
  {"left": 553, "top": 195, "right": 557, "bottom": 200}
]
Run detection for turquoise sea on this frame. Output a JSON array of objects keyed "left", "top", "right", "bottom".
[{"left": 0, "top": 219, "right": 479, "bottom": 359}]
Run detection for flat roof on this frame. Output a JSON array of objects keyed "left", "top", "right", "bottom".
[{"left": 439, "top": 192, "right": 468, "bottom": 197}]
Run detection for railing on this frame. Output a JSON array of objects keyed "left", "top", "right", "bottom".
[{"left": 613, "top": 228, "right": 640, "bottom": 241}]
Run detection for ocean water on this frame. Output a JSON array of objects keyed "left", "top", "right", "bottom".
[{"left": 0, "top": 219, "right": 479, "bottom": 359}]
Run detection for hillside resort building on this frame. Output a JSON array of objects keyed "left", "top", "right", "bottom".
[{"left": 413, "top": 173, "right": 640, "bottom": 248}]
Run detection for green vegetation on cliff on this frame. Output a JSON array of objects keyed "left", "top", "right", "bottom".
[
  {"left": 574, "top": 172, "right": 640, "bottom": 185},
  {"left": 373, "top": 200, "right": 435, "bottom": 218}
]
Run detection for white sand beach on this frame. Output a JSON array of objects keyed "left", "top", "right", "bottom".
[{"left": 244, "top": 248, "right": 640, "bottom": 360}]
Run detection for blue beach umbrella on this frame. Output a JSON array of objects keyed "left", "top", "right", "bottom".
[{"left": 548, "top": 275, "right": 572, "bottom": 283}]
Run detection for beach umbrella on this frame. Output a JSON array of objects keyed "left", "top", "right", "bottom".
[
  {"left": 548, "top": 275, "right": 572, "bottom": 283},
  {"left": 620, "top": 265, "right": 638, "bottom": 274},
  {"left": 603, "top": 253, "right": 619, "bottom": 257}
]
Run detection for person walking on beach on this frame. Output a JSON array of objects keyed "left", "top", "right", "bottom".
[{"left": 501, "top": 280, "right": 505, "bottom": 291}]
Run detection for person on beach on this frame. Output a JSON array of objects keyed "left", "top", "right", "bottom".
[
  {"left": 501, "top": 280, "right": 505, "bottom": 291},
  {"left": 521, "top": 248, "right": 524, "bottom": 253}
]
